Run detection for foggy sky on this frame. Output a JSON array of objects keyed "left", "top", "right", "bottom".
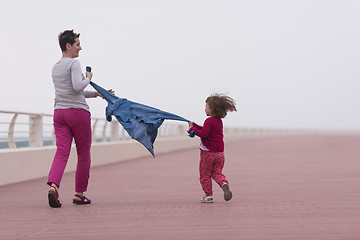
[{"left": 1, "top": 0, "right": 359, "bottom": 129}]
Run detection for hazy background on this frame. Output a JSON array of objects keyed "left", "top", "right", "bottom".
[{"left": 0, "top": 0, "right": 359, "bottom": 129}]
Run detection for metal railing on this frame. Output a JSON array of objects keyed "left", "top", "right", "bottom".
[
  {"left": 3, "top": 110, "right": 358, "bottom": 150},
  {"left": 0, "top": 110, "right": 188, "bottom": 149}
]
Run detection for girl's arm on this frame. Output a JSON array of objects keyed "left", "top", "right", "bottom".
[
  {"left": 190, "top": 122, "right": 203, "bottom": 130},
  {"left": 190, "top": 119, "right": 212, "bottom": 138}
]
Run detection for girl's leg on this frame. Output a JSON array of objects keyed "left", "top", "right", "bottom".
[
  {"left": 47, "top": 109, "right": 73, "bottom": 188},
  {"left": 199, "top": 150, "right": 213, "bottom": 196},
  {"left": 69, "top": 109, "right": 92, "bottom": 193},
  {"left": 212, "top": 152, "right": 229, "bottom": 187},
  {"left": 212, "top": 152, "right": 232, "bottom": 201}
]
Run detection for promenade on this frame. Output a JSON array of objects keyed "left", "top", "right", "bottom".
[{"left": 1, "top": 134, "right": 360, "bottom": 240}]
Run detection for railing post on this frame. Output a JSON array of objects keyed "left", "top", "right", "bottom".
[
  {"left": 121, "top": 128, "right": 125, "bottom": 141},
  {"left": 8, "top": 113, "right": 18, "bottom": 148},
  {"left": 111, "top": 121, "right": 119, "bottom": 141},
  {"left": 102, "top": 121, "right": 108, "bottom": 142},
  {"left": 52, "top": 127, "right": 56, "bottom": 146},
  {"left": 178, "top": 124, "right": 185, "bottom": 137},
  {"left": 29, "top": 114, "right": 43, "bottom": 147},
  {"left": 92, "top": 119, "right": 98, "bottom": 143},
  {"left": 159, "top": 124, "right": 166, "bottom": 138}
]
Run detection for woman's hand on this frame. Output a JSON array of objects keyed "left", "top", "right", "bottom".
[
  {"left": 188, "top": 122, "right": 194, "bottom": 129},
  {"left": 95, "top": 89, "right": 115, "bottom": 98},
  {"left": 95, "top": 92, "right": 101, "bottom": 98},
  {"left": 86, "top": 71, "right": 93, "bottom": 80}
]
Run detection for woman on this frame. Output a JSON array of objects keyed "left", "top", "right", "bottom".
[{"left": 47, "top": 30, "right": 107, "bottom": 208}]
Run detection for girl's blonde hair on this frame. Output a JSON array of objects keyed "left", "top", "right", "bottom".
[{"left": 206, "top": 93, "right": 237, "bottom": 118}]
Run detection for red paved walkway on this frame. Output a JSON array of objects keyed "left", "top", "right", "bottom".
[{"left": 1, "top": 134, "right": 360, "bottom": 240}]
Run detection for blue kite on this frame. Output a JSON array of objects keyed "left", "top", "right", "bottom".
[{"left": 90, "top": 81, "right": 190, "bottom": 157}]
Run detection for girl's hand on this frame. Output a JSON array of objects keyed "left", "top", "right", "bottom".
[{"left": 188, "top": 122, "right": 194, "bottom": 128}]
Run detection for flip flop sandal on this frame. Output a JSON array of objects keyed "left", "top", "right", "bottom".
[
  {"left": 73, "top": 194, "right": 92, "bottom": 205},
  {"left": 48, "top": 186, "right": 62, "bottom": 208}
]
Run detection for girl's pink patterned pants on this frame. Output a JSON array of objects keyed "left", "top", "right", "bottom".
[{"left": 199, "top": 150, "right": 229, "bottom": 196}]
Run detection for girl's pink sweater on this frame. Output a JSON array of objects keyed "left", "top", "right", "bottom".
[{"left": 190, "top": 117, "right": 224, "bottom": 152}]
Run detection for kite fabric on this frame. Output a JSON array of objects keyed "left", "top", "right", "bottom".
[
  {"left": 90, "top": 81, "right": 190, "bottom": 157},
  {"left": 187, "top": 130, "right": 196, "bottom": 138}
]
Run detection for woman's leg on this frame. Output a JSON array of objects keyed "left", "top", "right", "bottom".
[
  {"left": 47, "top": 109, "right": 73, "bottom": 188},
  {"left": 69, "top": 109, "right": 92, "bottom": 193},
  {"left": 199, "top": 150, "right": 214, "bottom": 196}
]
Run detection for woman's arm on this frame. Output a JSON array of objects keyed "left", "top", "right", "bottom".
[
  {"left": 84, "top": 89, "right": 115, "bottom": 98},
  {"left": 84, "top": 91, "right": 97, "bottom": 98},
  {"left": 71, "top": 60, "right": 90, "bottom": 92}
]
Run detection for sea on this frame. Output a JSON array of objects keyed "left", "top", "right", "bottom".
[{"left": 0, "top": 137, "right": 125, "bottom": 149}]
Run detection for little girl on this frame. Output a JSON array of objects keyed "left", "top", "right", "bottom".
[{"left": 188, "top": 93, "right": 236, "bottom": 203}]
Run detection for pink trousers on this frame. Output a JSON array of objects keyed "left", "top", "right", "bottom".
[
  {"left": 199, "top": 150, "right": 229, "bottom": 196},
  {"left": 47, "top": 108, "right": 92, "bottom": 192}
]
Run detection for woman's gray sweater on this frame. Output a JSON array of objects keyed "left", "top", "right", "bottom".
[{"left": 52, "top": 57, "right": 96, "bottom": 112}]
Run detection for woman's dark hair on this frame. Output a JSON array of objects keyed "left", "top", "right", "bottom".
[
  {"left": 206, "top": 93, "right": 237, "bottom": 118},
  {"left": 58, "top": 30, "right": 80, "bottom": 52}
]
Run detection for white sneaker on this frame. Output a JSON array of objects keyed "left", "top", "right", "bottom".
[{"left": 200, "top": 196, "right": 213, "bottom": 203}]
